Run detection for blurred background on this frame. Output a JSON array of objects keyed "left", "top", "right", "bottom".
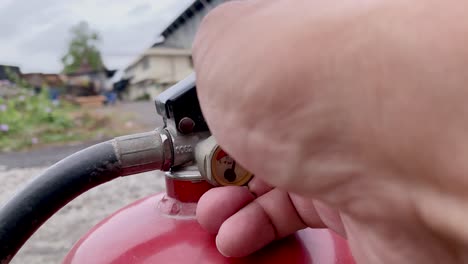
[{"left": 0, "top": 1, "right": 227, "bottom": 263}]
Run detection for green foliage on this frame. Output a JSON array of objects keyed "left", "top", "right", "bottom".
[
  {"left": 61, "top": 21, "right": 105, "bottom": 74},
  {"left": 4, "top": 67, "right": 31, "bottom": 88},
  {"left": 0, "top": 89, "right": 77, "bottom": 151}
]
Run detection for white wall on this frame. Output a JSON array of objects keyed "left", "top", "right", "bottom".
[
  {"left": 129, "top": 54, "right": 192, "bottom": 84},
  {"left": 124, "top": 53, "right": 193, "bottom": 100}
]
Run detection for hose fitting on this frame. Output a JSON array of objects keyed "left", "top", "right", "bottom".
[{"left": 113, "top": 128, "right": 173, "bottom": 175}]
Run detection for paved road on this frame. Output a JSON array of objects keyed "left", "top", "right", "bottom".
[
  {"left": 119, "top": 101, "right": 165, "bottom": 128},
  {"left": 97, "top": 101, "right": 165, "bottom": 129},
  {"left": 0, "top": 101, "right": 168, "bottom": 264}
]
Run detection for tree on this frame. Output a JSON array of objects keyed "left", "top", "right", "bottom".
[{"left": 61, "top": 21, "right": 105, "bottom": 74}]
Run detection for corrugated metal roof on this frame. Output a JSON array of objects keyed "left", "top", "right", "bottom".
[{"left": 160, "top": 0, "right": 213, "bottom": 38}]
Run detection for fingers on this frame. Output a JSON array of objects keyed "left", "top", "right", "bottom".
[
  {"left": 312, "top": 199, "right": 346, "bottom": 238},
  {"left": 216, "top": 189, "right": 308, "bottom": 257},
  {"left": 196, "top": 185, "right": 341, "bottom": 257},
  {"left": 197, "top": 186, "right": 255, "bottom": 234},
  {"left": 197, "top": 177, "right": 272, "bottom": 234},
  {"left": 247, "top": 176, "right": 273, "bottom": 197}
]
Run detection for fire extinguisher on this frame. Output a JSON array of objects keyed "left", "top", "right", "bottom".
[{"left": 0, "top": 73, "right": 356, "bottom": 264}]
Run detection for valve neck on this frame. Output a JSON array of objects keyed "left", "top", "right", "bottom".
[
  {"left": 164, "top": 166, "right": 213, "bottom": 203},
  {"left": 157, "top": 167, "right": 213, "bottom": 219}
]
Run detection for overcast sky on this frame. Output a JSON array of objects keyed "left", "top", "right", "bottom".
[{"left": 0, "top": 0, "right": 193, "bottom": 73}]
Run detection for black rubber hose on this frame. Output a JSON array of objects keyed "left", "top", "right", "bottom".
[{"left": 0, "top": 141, "right": 122, "bottom": 263}]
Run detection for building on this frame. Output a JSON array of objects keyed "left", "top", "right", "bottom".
[
  {"left": 65, "top": 70, "right": 115, "bottom": 97},
  {"left": 123, "top": 0, "right": 229, "bottom": 100},
  {"left": 57, "top": 61, "right": 116, "bottom": 106},
  {"left": 23, "top": 73, "right": 65, "bottom": 88},
  {"left": 22, "top": 73, "right": 65, "bottom": 98},
  {"left": 161, "top": 0, "right": 228, "bottom": 49},
  {"left": 123, "top": 43, "right": 192, "bottom": 100}
]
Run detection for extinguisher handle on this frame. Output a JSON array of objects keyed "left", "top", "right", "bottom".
[
  {"left": 155, "top": 73, "right": 209, "bottom": 135},
  {"left": 155, "top": 73, "right": 254, "bottom": 186}
]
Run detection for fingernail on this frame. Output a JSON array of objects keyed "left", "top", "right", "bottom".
[{"left": 216, "top": 234, "right": 232, "bottom": 257}]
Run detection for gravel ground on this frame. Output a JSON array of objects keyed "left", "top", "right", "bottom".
[
  {"left": 0, "top": 101, "right": 169, "bottom": 263},
  {"left": 0, "top": 166, "right": 166, "bottom": 264}
]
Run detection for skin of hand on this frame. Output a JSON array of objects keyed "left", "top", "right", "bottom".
[{"left": 192, "top": 0, "right": 468, "bottom": 263}]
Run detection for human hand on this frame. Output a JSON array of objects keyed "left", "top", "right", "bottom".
[{"left": 193, "top": 0, "right": 468, "bottom": 263}]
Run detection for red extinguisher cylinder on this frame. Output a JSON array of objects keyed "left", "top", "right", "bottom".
[{"left": 62, "top": 174, "right": 355, "bottom": 264}]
